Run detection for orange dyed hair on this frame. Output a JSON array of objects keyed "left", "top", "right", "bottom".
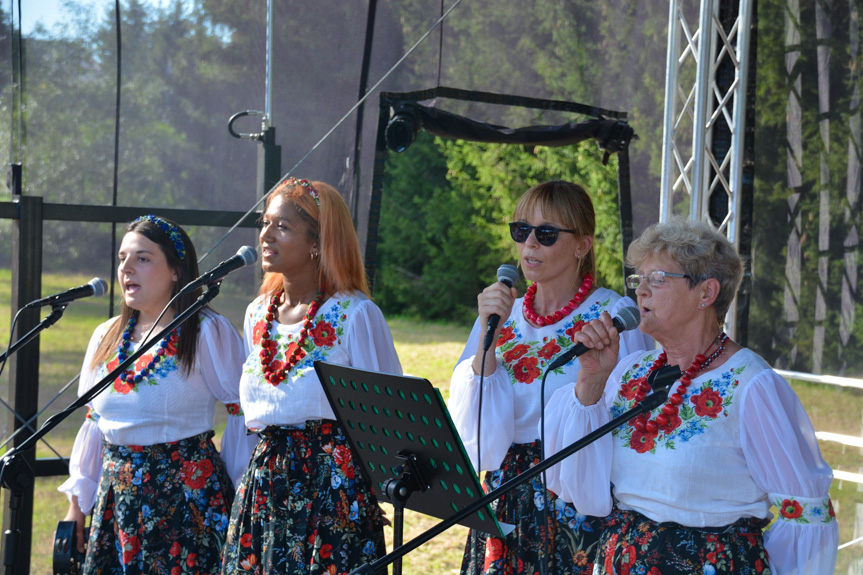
[{"left": 259, "top": 180, "right": 370, "bottom": 297}]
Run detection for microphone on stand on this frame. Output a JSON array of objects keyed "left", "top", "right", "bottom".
[
  {"left": 23, "top": 278, "right": 108, "bottom": 309},
  {"left": 545, "top": 306, "right": 641, "bottom": 371},
  {"left": 177, "top": 246, "right": 257, "bottom": 296},
  {"left": 482, "top": 264, "right": 520, "bottom": 351}
]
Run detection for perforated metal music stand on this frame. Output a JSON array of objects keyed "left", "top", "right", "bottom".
[{"left": 314, "top": 361, "right": 512, "bottom": 574}]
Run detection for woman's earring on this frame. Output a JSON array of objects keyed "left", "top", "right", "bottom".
[{"left": 700, "top": 302, "right": 706, "bottom": 308}]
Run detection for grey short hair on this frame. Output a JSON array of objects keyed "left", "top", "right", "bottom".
[{"left": 626, "top": 218, "right": 744, "bottom": 326}]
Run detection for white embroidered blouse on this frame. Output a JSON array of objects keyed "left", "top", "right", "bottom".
[
  {"left": 541, "top": 347, "right": 839, "bottom": 574},
  {"left": 449, "top": 287, "right": 654, "bottom": 472},
  {"left": 58, "top": 312, "right": 256, "bottom": 514},
  {"left": 239, "top": 291, "right": 402, "bottom": 430}
]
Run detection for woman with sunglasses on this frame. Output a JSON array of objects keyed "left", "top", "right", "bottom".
[
  {"left": 220, "top": 178, "right": 402, "bottom": 575},
  {"left": 450, "top": 180, "right": 653, "bottom": 575},
  {"left": 57, "top": 215, "right": 254, "bottom": 572},
  {"left": 541, "top": 219, "right": 837, "bottom": 574}
]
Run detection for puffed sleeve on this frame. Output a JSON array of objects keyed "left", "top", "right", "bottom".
[
  {"left": 345, "top": 299, "right": 403, "bottom": 375},
  {"left": 57, "top": 323, "right": 111, "bottom": 514},
  {"left": 196, "top": 313, "right": 258, "bottom": 486},
  {"left": 541, "top": 352, "right": 644, "bottom": 517},
  {"left": 448, "top": 317, "right": 516, "bottom": 472},
  {"left": 739, "top": 370, "right": 838, "bottom": 574}
]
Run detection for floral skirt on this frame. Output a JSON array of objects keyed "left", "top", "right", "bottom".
[
  {"left": 220, "top": 420, "right": 386, "bottom": 574},
  {"left": 84, "top": 430, "right": 234, "bottom": 575},
  {"left": 460, "top": 441, "right": 602, "bottom": 575},
  {"left": 595, "top": 507, "right": 772, "bottom": 574}
]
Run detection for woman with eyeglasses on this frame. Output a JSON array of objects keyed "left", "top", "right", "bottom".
[
  {"left": 220, "top": 178, "right": 402, "bottom": 575},
  {"left": 449, "top": 180, "right": 653, "bottom": 575},
  {"left": 57, "top": 215, "right": 254, "bottom": 572},
  {"left": 541, "top": 218, "right": 838, "bottom": 574}
]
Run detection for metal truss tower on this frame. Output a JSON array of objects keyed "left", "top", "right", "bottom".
[{"left": 659, "top": 0, "right": 755, "bottom": 338}]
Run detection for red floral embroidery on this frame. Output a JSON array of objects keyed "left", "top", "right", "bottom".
[
  {"left": 691, "top": 388, "right": 724, "bottom": 418},
  {"left": 503, "top": 344, "right": 530, "bottom": 363},
  {"left": 537, "top": 340, "right": 561, "bottom": 360},
  {"left": 181, "top": 458, "right": 214, "bottom": 489},
  {"left": 169, "top": 541, "right": 181, "bottom": 557},
  {"left": 310, "top": 321, "right": 337, "bottom": 347},
  {"left": 319, "top": 543, "right": 333, "bottom": 559},
  {"left": 512, "top": 356, "right": 540, "bottom": 383},
  {"left": 657, "top": 413, "right": 682, "bottom": 435},
  {"left": 240, "top": 533, "right": 253, "bottom": 548},
  {"left": 252, "top": 320, "right": 267, "bottom": 346},
  {"left": 225, "top": 403, "right": 242, "bottom": 416},
  {"left": 621, "top": 377, "right": 644, "bottom": 401},
  {"left": 134, "top": 353, "right": 154, "bottom": 372},
  {"left": 484, "top": 538, "right": 504, "bottom": 568},
  {"left": 164, "top": 334, "right": 178, "bottom": 356},
  {"left": 119, "top": 531, "right": 140, "bottom": 565},
  {"left": 779, "top": 498, "right": 803, "bottom": 519},
  {"left": 565, "top": 320, "right": 586, "bottom": 342},
  {"left": 496, "top": 325, "right": 516, "bottom": 346},
  {"left": 629, "top": 428, "right": 657, "bottom": 453},
  {"left": 113, "top": 376, "right": 135, "bottom": 395},
  {"left": 186, "top": 553, "right": 197, "bottom": 567}
]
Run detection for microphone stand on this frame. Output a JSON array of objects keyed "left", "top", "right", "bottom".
[
  {"left": 0, "top": 283, "right": 223, "bottom": 574},
  {"left": 0, "top": 304, "right": 69, "bottom": 365},
  {"left": 349, "top": 365, "right": 683, "bottom": 575}
]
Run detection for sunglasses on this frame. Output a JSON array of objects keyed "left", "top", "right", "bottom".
[{"left": 508, "top": 222, "right": 576, "bottom": 247}]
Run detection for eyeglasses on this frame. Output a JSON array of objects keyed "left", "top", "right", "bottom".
[
  {"left": 625, "top": 270, "right": 695, "bottom": 289},
  {"left": 509, "top": 222, "right": 576, "bottom": 247}
]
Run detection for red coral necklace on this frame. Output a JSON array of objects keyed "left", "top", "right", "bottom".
[
  {"left": 259, "top": 289, "right": 322, "bottom": 385},
  {"left": 631, "top": 332, "right": 728, "bottom": 434},
  {"left": 523, "top": 273, "right": 594, "bottom": 326}
]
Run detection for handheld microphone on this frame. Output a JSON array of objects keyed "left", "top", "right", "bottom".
[
  {"left": 482, "top": 264, "right": 520, "bottom": 351},
  {"left": 545, "top": 306, "right": 641, "bottom": 371},
  {"left": 178, "top": 246, "right": 258, "bottom": 296},
  {"left": 24, "top": 278, "right": 108, "bottom": 309}
]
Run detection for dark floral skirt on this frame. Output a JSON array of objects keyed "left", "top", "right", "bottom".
[
  {"left": 221, "top": 420, "right": 386, "bottom": 574},
  {"left": 461, "top": 441, "right": 602, "bottom": 575},
  {"left": 596, "top": 507, "right": 772, "bottom": 574},
  {"left": 85, "top": 430, "right": 234, "bottom": 575}
]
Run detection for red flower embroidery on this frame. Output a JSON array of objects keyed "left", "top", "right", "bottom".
[
  {"left": 252, "top": 320, "right": 267, "bottom": 346},
  {"left": 630, "top": 428, "right": 657, "bottom": 453},
  {"left": 779, "top": 498, "right": 803, "bottom": 519},
  {"left": 565, "top": 320, "right": 586, "bottom": 342},
  {"left": 113, "top": 376, "right": 135, "bottom": 395},
  {"left": 181, "top": 459, "right": 214, "bottom": 489},
  {"left": 186, "top": 553, "right": 197, "bottom": 567},
  {"left": 134, "top": 353, "right": 154, "bottom": 372},
  {"left": 311, "top": 321, "right": 337, "bottom": 347},
  {"left": 333, "top": 445, "right": 353, "bottom": 467},
  {"left": 538, "top": 340, "right": 561, "bottom": 360},
  {"left": 496, "top": 325, "right": 516, "bottom": 346},
  {"left": 691, "top": 388, "right": 723, "bottom": 418},
  {"left": 171, "top": 567, "right": 181, "bottom": 575},
  {"left": 106, "top": 357, "right": 119, "bottom": 373},
  {"left": 319, "top": 543, "right": 333, "bottom": 559},
  {"left": 503, "top": 344, "right": 530, "bottom": 363},
  {"left": 756, "top": 559, "right": 764, "bottom": 573},
  {"left": 658, "top": 413, "right": 682, "bottom": 435},
  {"left": 164, "top": 335, "right": 178, "bottom": 356},
  {"left": 512, "top": 356, "right": 540, "bottom": 383},
  {"left": 484, "top": 538, "right": 504, "bottom": 568},
  {"left": 169, "top": 541, "right": 181, "bottom": 557},
  {"left": 620, "top": 378, "right": 644, "bottom": 401},
  {"left": 240, "top": 533, "right": 253, "bottom": 548},
  {"left": 225, "top": 403, "right": 242, "bottom": 416},
  {"left": 119, "top": 531, "right": 140, "bottom": 565}
]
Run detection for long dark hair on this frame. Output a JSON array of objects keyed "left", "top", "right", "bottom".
[{"left": 91, "top": 216, "right": 205, "bottom": 374}]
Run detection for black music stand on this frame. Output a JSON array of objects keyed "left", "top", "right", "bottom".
[{"left": 313, "top": 362, "right": 513, "bottom": 575}]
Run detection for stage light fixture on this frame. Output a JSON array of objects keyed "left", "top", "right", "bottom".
[{"left": 385, "top": 104, "right": 419, "bottom": 153}]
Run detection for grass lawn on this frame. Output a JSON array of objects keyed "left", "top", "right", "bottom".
[{"left": 2, "top": 269, "right": 862, "bottom": 572}]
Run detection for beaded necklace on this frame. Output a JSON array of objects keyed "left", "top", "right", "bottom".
[
  {"left": 117, "top": 312, "right": 179, "bottom": 387},
  {"left": 259, "top": 289, "right": 323, "bottom": 385},
  {"left": 630, "top": 332, "right": 729, "bottom": 434},
  {"left": 523, "top": 273, "right": 594, "bottom": 327}
]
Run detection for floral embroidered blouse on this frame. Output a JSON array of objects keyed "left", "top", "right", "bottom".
[
  {"left": 449, "top": 287, "right": 653, "bottom": 472},
  {"left": 58, "top": 312, "right": 256, "bottom": 515},
  {"left": 239, "top": 291, "right": 402, "bottom": 430},
  {"left": 541, "top": 347, "right": 839, "bottom": 574}
]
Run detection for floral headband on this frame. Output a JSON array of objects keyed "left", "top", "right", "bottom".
[
  {"left": 286, "top": 177, "right": 320, "bottom": 206},
  {"left": 134, "top": 215, "right": 186, "bottom": 260}
]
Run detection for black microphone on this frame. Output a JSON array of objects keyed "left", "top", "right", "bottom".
[
  {"left": 545, "top": 306, "right": 641, "bottom": 371},
  {"left": 482, "top": 264, "right": 520, "bottom": 351},
  {"left": 23, "top": 278, "right": 108, "bottom": 309},
  {"left": 177, "top": 246, "right": 258, "bottom": 296}
]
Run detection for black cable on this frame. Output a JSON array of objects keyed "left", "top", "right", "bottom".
[{"left": 108, "top": 0, "right": 122, "bottom": 318}]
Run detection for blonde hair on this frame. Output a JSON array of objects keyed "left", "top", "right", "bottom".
[
  {"left": 626, "top": 218, "right": 743, "bottom": 325},
  {"left": 259, "top": 180, "right": 370, "bottom": 297},
  {"left": 512, "top": 180, "right": 597, "bottom": 280}
]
